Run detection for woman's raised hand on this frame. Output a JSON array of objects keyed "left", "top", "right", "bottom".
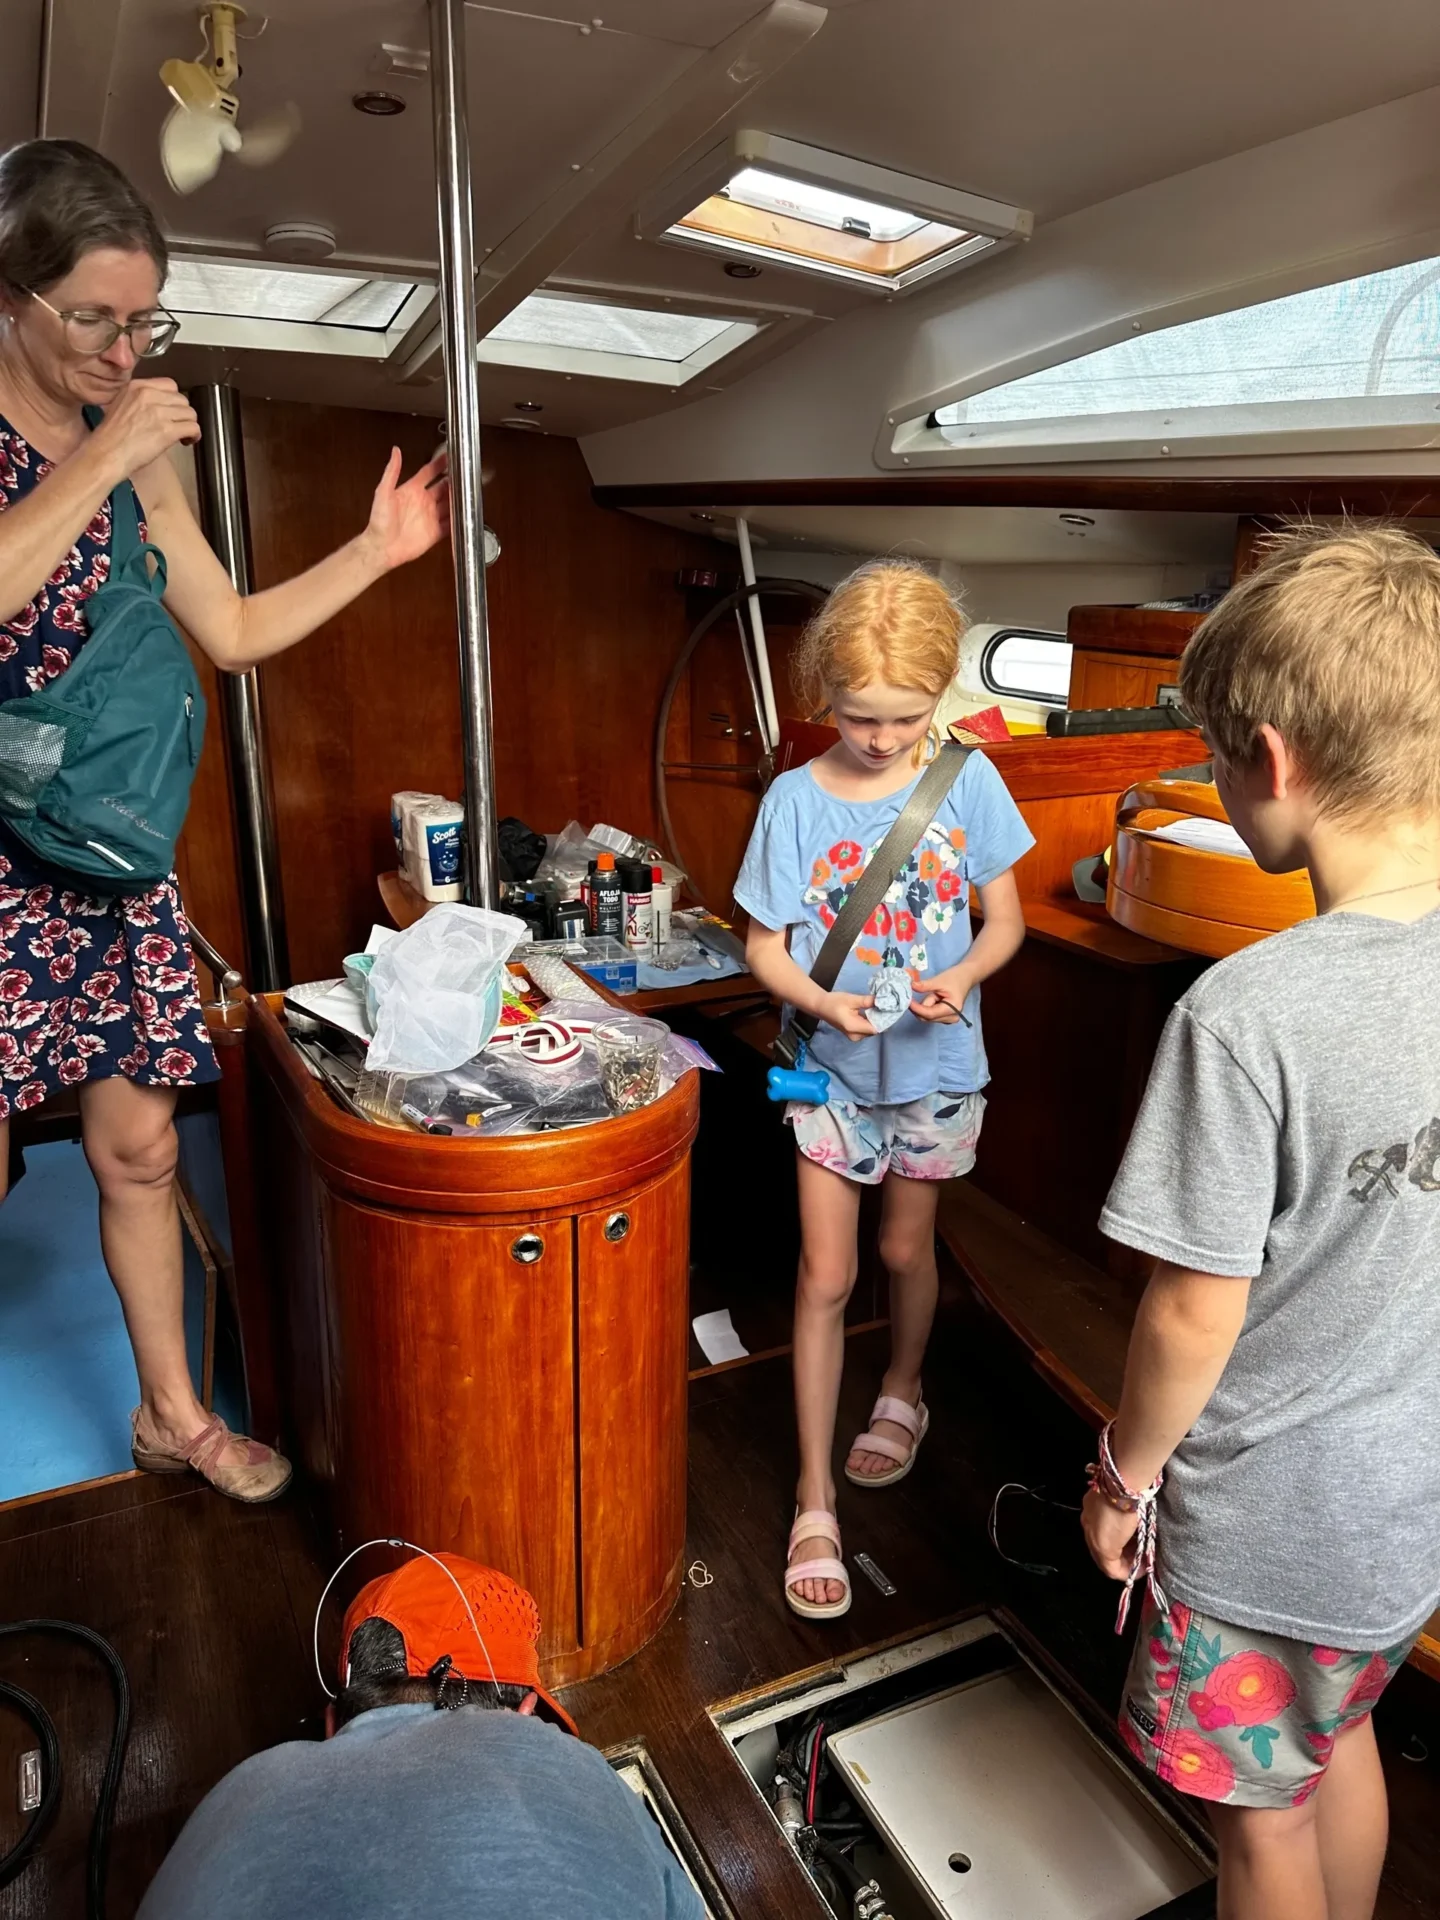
[
  {"left": 89, "top": 378, "right": 201, "bottom": 477},
  {"left": 361, "top": 446, "right": 451, "bottom": 573}
]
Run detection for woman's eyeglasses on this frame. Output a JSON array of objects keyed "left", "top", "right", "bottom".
[{"left": 27, "top": 290, "right": 180, "bottom": 359}]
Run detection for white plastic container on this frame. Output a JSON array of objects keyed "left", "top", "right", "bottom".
[
  {"left": 650, "top": 868, "right": 673, "bottom": 945},
  {"left": 403, "top": 798, "right": 465, "bottom": 902}
]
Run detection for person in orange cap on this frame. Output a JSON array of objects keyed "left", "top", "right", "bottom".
[{"left": 135, "top": 1553, "right": 703, "bottom": 1920}]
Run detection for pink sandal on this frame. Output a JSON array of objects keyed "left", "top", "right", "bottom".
[
  {"left": 784, "top": 1508, "right": 852, "bottom": 1621},
  {"left": 844, "top": 1394, "right": 929, "bottom": 1488},
  {"left": 131, "top": 1408, "right": 293, "bottom": 1504}
]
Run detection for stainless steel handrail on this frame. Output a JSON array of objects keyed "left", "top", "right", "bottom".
[{"left": 188, "top": 922, "right": 246, "bottom": 1024}]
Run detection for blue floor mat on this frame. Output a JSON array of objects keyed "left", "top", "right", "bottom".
[{"left": 0, "top": 1140, "right": 241, "bottom": 1503}]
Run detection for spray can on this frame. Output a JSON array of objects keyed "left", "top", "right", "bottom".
[
  {"left": 622, "top": 862, "right": 654, "bottom": 953},
  {"left": 650, "top": 865, "right": 673, "bottom": 946},
  {"left": 590, "top": 852, "right": 624, "bottom": 937}
]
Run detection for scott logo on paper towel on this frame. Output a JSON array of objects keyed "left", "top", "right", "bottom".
[{"left": 426, "top": 821, "right": 462, "bottom": 883}]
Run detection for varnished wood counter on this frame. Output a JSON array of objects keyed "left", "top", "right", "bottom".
[{"left": 246, "top": 997, "right": 700, "bottom": 1685}]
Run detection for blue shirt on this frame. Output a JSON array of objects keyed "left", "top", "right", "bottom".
[
  {"left": 136, "top": 1705, "right": 704, "bottom": 1920},
  {"left": 734, "top": 752, "right": 1033, "bottom": 1105}
]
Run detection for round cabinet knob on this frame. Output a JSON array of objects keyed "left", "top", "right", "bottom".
[
  {"left": 603, "top": 1211, "right": 631, "bottom": 1242},
  {"left": 510, "top": 1232, "right": 544, "bottom": 1264}
]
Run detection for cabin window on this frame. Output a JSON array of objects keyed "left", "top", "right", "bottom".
[
  {"left": 644, "top": 131, "right": 1030, "bottom": 294},
  {"left": 980, "top": 629, "right": 1072, "bottom": 706},
  {"left": 893, "top": 250, "right": 1440, "bottom": 462},
  {"left": 478, "top": 293, "right": 760, "bottom": 386}
]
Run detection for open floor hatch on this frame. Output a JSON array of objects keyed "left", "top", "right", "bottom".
[{"left": 713, "top": 1615, "right": 1215, "bottom": 1920}]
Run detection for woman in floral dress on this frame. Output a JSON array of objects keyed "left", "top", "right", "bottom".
[{"left": 0, "top": 140, "right": 449, "bottom": 1500}]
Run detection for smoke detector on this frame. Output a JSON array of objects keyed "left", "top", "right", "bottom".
[{"left": 264, "top": 221, "right": 336, "bottom": 262}]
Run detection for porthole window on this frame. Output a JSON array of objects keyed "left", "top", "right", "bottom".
[{"left": 980, "top": 628, "right": 1071, "bottom": 705}]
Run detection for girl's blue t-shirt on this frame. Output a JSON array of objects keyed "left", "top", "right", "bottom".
[{"left": 734, "top": 751, "right": 1034, "bottom": 1105}]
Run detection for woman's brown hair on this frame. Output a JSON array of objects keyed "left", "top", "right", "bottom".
[{"left": 0, "top": 139, "right": 167, "bottom": 297}]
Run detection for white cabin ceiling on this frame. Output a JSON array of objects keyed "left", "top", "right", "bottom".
[{"left": 5, "top": 1, "right": 1440, "bottom": 442}]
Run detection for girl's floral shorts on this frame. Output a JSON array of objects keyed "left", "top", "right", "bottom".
[
  {"left": 787, "top": 1090, "right": 985, "bottom": 1186},
  {"left": 1121, "top": 1594, "right": 1416, "bottom": 1808}
]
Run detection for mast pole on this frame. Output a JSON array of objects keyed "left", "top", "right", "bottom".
[
  {"left": 189, "top": 382, "right": 291, "bottom": 991},
  {"left": 429, "top": 0, "right": 500, "bottom": 907}
]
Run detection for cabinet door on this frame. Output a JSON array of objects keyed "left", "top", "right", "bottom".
[
  {"left": 322, "top": 1197, "right": 579, "bottom": 1664},
  {"left": 575, "top": 1161, "right": 691, "bottom": 1668},
  {"left": 1069, "top": 650, "right": 1179, "bottom": 710}
]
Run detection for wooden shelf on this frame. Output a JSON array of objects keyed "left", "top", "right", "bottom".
[{"left": 1067, "top": 605, "right": 1205, "bottom": 659}]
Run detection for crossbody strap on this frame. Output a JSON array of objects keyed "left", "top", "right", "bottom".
[
  {"left": 81, "top": 403, "right": 147, "bottom": 580},
  {"left": 792, "top": 741, "right": 972, "bottom": 1043}
]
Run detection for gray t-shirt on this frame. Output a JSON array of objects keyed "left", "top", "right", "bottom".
[
  {"left": 1101, "top": 907, "right": 1440, "bottom": 1650},
  {"left": 136, "top": 1705, "right": 703, "bottom": 1920}
]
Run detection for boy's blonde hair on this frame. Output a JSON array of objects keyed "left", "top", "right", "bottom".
[
  {"left": 1180, "top": 523, "right": 1440, "bottom": 825},
  {"left": 792, "top": 559, "right": 965, "bottom": 720}
]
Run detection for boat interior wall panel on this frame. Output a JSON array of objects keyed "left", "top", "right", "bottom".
[
  {"left": 582, "top": 79, "right": 1440, "bottom": 486},
  {"left": 182, "top": 405, "right": 726, "bottom": 985},
  {"left": 0, "top": 0, "right": 42, "bottom": 150}
]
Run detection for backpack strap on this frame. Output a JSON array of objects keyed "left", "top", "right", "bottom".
[
  {"left": 81, "top": 403, "right": 149, "bottom": 581},
  {"left": 790, "top": 740, "right": 972, "bottom": 1049}
]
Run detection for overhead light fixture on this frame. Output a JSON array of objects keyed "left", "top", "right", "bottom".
[
  {"left": 638, "top": 131, "right": 1030, "bottom": 295},
  {"left": 264, "top": 221, "right": 336, "bottom": 263}
]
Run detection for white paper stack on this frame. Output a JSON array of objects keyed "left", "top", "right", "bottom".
[{"left": 1144, "top": 817, "right": 1254, "bottom": 860}]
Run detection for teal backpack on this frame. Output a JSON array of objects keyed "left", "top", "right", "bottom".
[{"left": 0, "top": 444, "right": 206, "bottom": 891}]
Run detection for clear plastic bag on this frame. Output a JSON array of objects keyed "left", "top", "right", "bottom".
[
  {"left": 365, "top": 902, "right": 528, "bottom": 1073},
  {"left": 534, "top": 820, "right": 684, "bottom": 894}
]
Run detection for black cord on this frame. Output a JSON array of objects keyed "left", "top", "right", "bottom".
[{"left": 0, "top": 1620, "right": 132, "bottom": 1920}]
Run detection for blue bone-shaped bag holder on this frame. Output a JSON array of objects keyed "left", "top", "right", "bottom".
[{"left": 767, "top": 1037, "right": 830, "bottom": 1105}]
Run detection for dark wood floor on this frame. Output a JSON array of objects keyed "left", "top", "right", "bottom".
[{"left": 4, "top": 1269, "right": 1439, "bottom": 1919}]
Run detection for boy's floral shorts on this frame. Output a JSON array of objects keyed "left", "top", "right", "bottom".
[
  {"left": 787, "top": 1090, "right": 985, "bottom": 1186},
  {"left": 1121, "top": 1594, "right": 1416, "bottom": 1809}
]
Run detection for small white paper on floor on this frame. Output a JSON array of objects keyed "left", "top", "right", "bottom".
[{"left": 692, "top": 1308, "right": 749, "bottom": 1365}]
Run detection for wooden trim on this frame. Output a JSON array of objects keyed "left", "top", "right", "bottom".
[
  {"left": 686, "top": 1317, "right": 891, "bottom": 1382},
  {"left": 975, "top": 729, "right": 1202, "bottom": 801},
  {"left": 0, "top": 1469, "right": 143, "bottom": 1519},
  {"left": 1067, "top": 606, "right": 1204, "bottom": 658},
  {"left": 594, "top": 476, "right": 1440, "bottom": 514}
]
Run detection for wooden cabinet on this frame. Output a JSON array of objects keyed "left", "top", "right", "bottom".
[
  {"left": 1068, "top": 649, "right": 1183, "bottom": 711},
  {"left": 1066, "top": 605, "right": 1203, "bottom": 711},
  {"left": 245, "top": 998, "right": 699, "bottom": 1685}
]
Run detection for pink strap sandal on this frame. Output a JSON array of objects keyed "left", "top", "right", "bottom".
[
  {"left": 131, "top": 1407, "right": 293, "bottom": 1505},
  {"left": 844, "top": 1394, "right": 930, "bottom": 1488},
  {"left": 785, "top": 1507, "right": 852, "bottom": 1621}
]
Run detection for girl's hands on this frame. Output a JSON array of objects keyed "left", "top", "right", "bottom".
[
  {"left": 361, "top": 447, "right": 451, "bottom": 573},
  {"left": 911, "top": 966, "right": 973, "bottom": 1024},
  {"left": 818, "top": 989, "right": 876, "bottom": 1040},
  {"left": 1082, "top": 1487, "right": 1140, "bottom": 1581}
]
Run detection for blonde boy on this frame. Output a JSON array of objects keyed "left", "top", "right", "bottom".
[{"left": 1082, "top": 527, "right": 1440, "bottom": 1920}]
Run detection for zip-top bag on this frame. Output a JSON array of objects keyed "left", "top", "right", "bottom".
[
  {"left": 0, "top": 445, "right": 206, "bottom": 891},
  {"left": 772, "top": 740, "right": 972, "bottom": 1070}
]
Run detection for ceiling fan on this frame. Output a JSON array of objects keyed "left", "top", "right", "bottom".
[{"left": 158, "top": 3, "right": 299, "bottom": 195}]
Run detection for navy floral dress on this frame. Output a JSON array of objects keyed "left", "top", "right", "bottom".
[{"left": 0, "top": 414, "right": 217, "bottom": 1120}]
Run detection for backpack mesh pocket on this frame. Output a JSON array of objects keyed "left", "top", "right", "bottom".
[{"left": 0, "top": 709, "right": 69, "bottom": 814}]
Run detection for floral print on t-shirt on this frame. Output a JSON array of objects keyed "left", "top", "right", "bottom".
[{"left": 803, "top": 820, "right": 968, "bottom": 985}]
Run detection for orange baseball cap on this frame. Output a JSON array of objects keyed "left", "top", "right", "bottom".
[{"left": 340, "top": 1553, "right": 577, "bottom": 1736}]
